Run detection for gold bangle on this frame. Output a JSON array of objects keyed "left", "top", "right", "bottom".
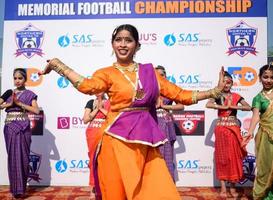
[
  {"left": 49, "top": 58, "right": 72, "bottom": 76},
  {"left": 192, "top": 90, "right": 199, "bottom": 104},
  {"left": 207, "top": 87, "right": 222, "bottom": 99}
]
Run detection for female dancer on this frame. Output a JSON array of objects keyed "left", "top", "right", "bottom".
[
  {"left": 244, "top": 63, "right": 273, "bottom": 200},
  {"left": 83, "top": 93, "right": 110, "bottom": 197},
  {"left": 40, "top": 24, "right": 225, "bottom": 200},
  {"left": 0, "top": 68, "right": 39, "bottom": 198},
  {"left": 206, "top": 71, "right": 251, "bottom": 198},
  {"left": 155, "top": 65, "right": 184, "bottom": 181}
]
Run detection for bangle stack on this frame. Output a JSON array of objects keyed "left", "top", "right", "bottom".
[{"left": 207, "top": 87, "right": 222, "bottom": 99}]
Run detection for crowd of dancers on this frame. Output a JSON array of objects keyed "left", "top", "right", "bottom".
[{"left": 0, "top": 24, "right": 272, "bottom": 200}]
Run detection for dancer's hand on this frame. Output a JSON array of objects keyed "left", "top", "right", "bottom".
[
  {"left": 241, "top": 133, "right": 253, "bottom": 147},
  {"left": 39, "top": 58, "right": 62, "bottom": 76},
  {"left": 217, "top": 66, "right": 225, "bottom": 92}
]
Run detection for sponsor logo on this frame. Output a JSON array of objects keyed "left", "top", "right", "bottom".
[
  {"left": 57, "top": 117, "right": 70, "bottom": 129},
  {"left": 226, "top": 21, "right": 258, "bottom": 57},
  {"left": 55, "top": 159, "right": 89, "bottom": 173},
  {"left": 167, "top": 73, "right": 213, "bottom": 90},
  {"left": 163, "top": 33, "right": 212, "bottom": 47},
  {"left": 58, "top": 33, "right": 105, "bottom": 48},
  {"left": 28, "top": 151, "right": 42, "bottom": 182},
  {"left": 177, "top": 159, "right": 212, "bottom": 174},
  {"left": 24, "top": 68, "right": 43, "bottom": 87},
  {"left": 15, "top": 24, "right": 44, "bottom": 58},
  {"left": 227, "top": 67, "right": 258, "bottom": 92},
  {"left": 57, "top": 77, "right": 70, "bottom": 88},
  {"left": 57, "top": 116, "right": 86, "bottom": 129},
  {"left": 139, "top": 33, "right": 157, "bottom": 45},
  {"left": 172, "top": 110, "right": 205, "bottom": 136},
  {"left": 55, "top": 160, "right": 68, "bottom": 173},
  {"left": 28, "top": 110, "right": 44, "bottom": 136}
]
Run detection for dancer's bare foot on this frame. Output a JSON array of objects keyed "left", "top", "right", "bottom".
[
  {"left": 90, "top": 187, "right": 95, "bottom": 199},
  {"left": 230, "top": 187, "right": 239, "bottom": 198},
  {"left": 220, "top": 191, "right": 227, "bottom": 198}
]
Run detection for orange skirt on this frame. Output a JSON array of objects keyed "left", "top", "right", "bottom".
[
  {"left": 86, "top": 127, "right": 103, "bottom": 186},
  {"left": 97, "top": 134, "right": 181, "bottom": 200}
]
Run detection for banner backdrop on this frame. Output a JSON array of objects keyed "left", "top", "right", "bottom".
[{"left": 1, "top": 0, "right": 267, "bottom": 186}]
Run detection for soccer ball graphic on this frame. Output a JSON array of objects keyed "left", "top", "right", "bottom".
[
  {"left": 182, "top": 120, "right": 194, "bottom": 131},
  {"left": 244, "top": 72, "right": 255, "bottom": 82},
  {"left": 22, "top": 39, "right": 37, "bottom": 48},
  {"left": 234, "top": 37, "right": 250, "bottom": 47},
  {"left": 30, "top": 72, "right": 40, "bottom": 82}
]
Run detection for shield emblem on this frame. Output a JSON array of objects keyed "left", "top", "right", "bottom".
[
  {"left": 15, "top": 24, "right": 44, "bottom": 58},
  {"left": 28, "top": 151, "right": 42, "bottom": 182},
  {"left": 226, "top": 21, "right": 258, "bottom": 57}
]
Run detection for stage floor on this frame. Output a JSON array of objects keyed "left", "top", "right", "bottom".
[{"left": 0, "top": 186, "right": 252, "bottom": 199}]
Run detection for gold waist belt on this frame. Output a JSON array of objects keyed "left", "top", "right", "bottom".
[
  {"left": 5, "top": 112, "right": 28, "bottom": 123},
  {"left": 119, "top": 107, "right": 149, "bottom": 112},
  {"left": 217, "top": 116, "right": 238, "bottom": 126}
]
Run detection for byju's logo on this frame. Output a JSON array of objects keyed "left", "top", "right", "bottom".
[
  {"left": 15, "top": 24, "right": 44, "bottom": 58},
  {"left": 55, "top": 160, "right": 68, "bottom": 173},
  {"left": 227, "top": 66, "right": 257, "bottom": 86},
  {"left": 57, "top": 117, "right": 70, "bottom": 129},
  {"left": 58, "top": 33, "right": 92, "bottom": 48},
  {"left": 57, "top": 77, "right": 70, "bottom": 88},
  {"left": 139, "top": 33, "right": 157, "bottom": 45},
  {"left": 226, "top": 21, "right": 258, "bottom": 57}
]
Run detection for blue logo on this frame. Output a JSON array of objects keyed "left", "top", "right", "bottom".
[
  {"left": 15, "top": 24, "right": 44, "bottom": 58},
  {"left": 164, "top": 34, "right": 176, "bottom": 46},
  {"left": 57, "top": 77, "right": 70, "bottom": 88},
  {"left": 177, "top": 160, "right": 199, "bottom": 169},
  {"left": 55, "top": 160, "right": 68, "bottom": 173},
  {"left": 58, "top": 35, "right": 70, "bottom": 47},
  {"left": 58, "top": 34, "right": 92, "bottom": 47},
  {"left": 226, "top": 21, "right": 258, "bottom": 57},
  {"left": 167, "top": 74, "right": 200, "bottom": 84}
]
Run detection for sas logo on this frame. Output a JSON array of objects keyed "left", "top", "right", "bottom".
[
  {"left": 15, "top": 24, "right": 44, "bottom": 58},
  {"left": 227, "top": 66, "right": 257, "bottom": 86},
  {"left": 177, "top": 160, "right": 199, "bottom": 169},
  {"left": 58, "top": 33, "right": 105, "bottom": 48},
  {"left": 57, "top": 77, "right": 70, "bottom": 88},
  {"left": 55, "top": 160, "right": 68, "bottom": 173},
  {"left": 22, "top": 68, "right": 43, "bottom": 87},
  {"left": 226, "top": 21, "right": 258, "bottom": 57},
  {"left": 167, "top": 74, "right": 199, "bottom": 84},
  {"left": 55, "top": 159, "right": 89, "bottom": 173},
  {"left": 163, "top": 33, "right": 211, "bottom": 47}
]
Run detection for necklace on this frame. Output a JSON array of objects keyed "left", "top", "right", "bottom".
[
  {"left": 114, "top": 62, "right": 138, "bottom": 72},
  {"left": 114, "top": 63, "right": 146, "bottom": 100},
  {"left": 263, "top": 88, "right": 273, "bottom": 95}
]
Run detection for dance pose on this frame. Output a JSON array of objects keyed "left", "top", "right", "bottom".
[
  {"left": 0, "top": 68, "right": 39, "bottom": 198},
  {"left": 40, "top": 24, "right": 225, "bottom": 200},
  {"left": 206, "top": 71, "right": 251, "bottom": 198},
  {"left": 244, "top": 63, "right": 273, "bottom": 200}
]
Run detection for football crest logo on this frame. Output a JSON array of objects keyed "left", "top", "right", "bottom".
[
  {"left": 226, "top": 21, "right": 258, "bottom": 57},
  {"left": 15, "top": 24, "right": 44, "bottom": 58}
]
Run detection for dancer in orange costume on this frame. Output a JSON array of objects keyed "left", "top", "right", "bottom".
[{"left": 40, "top": 24, "right": 225, "bottom": 200}]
